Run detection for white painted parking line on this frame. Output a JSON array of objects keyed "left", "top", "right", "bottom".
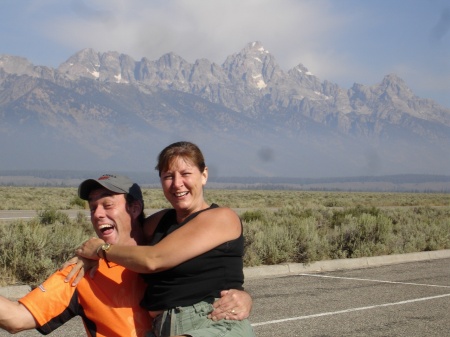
[
  {"left": 297, "top": 273, "right": 450, "bottom": 288},
  {"left": 251, "top": 293, "right": 450, "bottom": 327}
]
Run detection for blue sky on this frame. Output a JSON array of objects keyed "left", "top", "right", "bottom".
[{"left": 1, "top": 0, "right": 449, "bottom": 108}]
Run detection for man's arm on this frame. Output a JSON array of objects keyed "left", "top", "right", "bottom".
[{"left": 0, "top": 295, "right": 37, "bottom": 333}]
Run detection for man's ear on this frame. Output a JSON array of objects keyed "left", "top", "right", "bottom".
[
  {"left": 133, "top": 202, "right": 143, "bottom": 215},
  {"left": 127, "top": 201, "right": 142, "bottom": 216}
]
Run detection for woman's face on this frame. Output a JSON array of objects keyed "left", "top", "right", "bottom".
[{"left": 160, "top": 156, "right": 208, "bottom": 216}]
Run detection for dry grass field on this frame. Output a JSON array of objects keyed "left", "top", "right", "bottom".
[
  {"left": 1, "top": 186, "right": 449, "bottom": 210},
  {"left": 0, "top": 187, "right": 449, "bottom": 287}
]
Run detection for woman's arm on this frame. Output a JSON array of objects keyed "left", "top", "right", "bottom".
[{"left": 76, "top": 207, "right": 241, "bottom": 273}]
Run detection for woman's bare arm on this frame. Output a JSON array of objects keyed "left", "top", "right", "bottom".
[{"left": 76, "top": 207, "right": 242, "bottom": 273}]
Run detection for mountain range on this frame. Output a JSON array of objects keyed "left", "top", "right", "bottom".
[{"left": 1, "top": 41, "right": 449, "bottom": 179}]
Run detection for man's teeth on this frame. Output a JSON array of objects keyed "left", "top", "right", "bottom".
[
  {"left": 99, "top": 224, "right": 114, "bottom": 232},
  {"left": 175, "top": 192, "right": 188, "bottom": 197}
]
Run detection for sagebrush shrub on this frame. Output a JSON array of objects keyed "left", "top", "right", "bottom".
[
  {"left": 0, "top": 209, "right": 94, "bottom": 287},
  {"left": 1, "top": 189, "right": 449, "bottom": 286}
]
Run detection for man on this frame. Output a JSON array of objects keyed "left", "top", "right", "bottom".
[{"left": 0, "top": 174, "right": 251, "bottom": 336}]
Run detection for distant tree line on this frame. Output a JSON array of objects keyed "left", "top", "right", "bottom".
[
  {"left": 1, "top": 170, "right": 450, "bottom": 192},
  {"left": 211, "top": 174, "right": 450, "bottom": 185}
]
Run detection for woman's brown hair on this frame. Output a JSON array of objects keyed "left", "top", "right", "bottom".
[{"left": 155, "top": 141, "right": 206, "bottom": 177}]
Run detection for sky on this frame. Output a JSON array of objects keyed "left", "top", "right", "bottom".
[{"left": 1, "top": 0, "right": 450, "bottom": 108}]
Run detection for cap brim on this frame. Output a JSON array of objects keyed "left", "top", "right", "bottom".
[
  {"left": 78, "top": 179, "right": 127, "bottom": 200},
  {"left": 78, "top": 179, "right": 102, "bottom": 200}
]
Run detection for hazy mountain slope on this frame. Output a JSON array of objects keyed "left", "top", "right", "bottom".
[{"left": 1, "top": 42, "right": 449, "bottom": 177}]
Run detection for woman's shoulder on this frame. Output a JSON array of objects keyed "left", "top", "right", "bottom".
[
  {"left": 148, "top": 208, "right": 171, "bottom": 219},
  {"left": 143, "top": 209, "right": 172, "bottom": 239},
  {"left": 199, "top": 206, "right": 242, "bottom": 237},
  {"left": 201, "top": 205, "right": 240, "bottom": 223}
]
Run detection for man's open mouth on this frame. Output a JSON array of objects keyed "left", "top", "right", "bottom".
[{"left": 99, "top": 224, "right": 114, "bottom": 233}]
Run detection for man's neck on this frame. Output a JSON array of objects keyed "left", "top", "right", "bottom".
[{"left": 128, "top": 225, "right": 145, "bottom": 246}]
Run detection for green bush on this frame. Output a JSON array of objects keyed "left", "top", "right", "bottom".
[
  {"left": 69, "top": 196, "right": 86, "bottom": 208},
  {"left": 0, "top": 209, "right": 94, "bottom": 287},
  {"left": 241, "top": 209, "right": 266, "bottom": 222},
  {"left": 242, "top": 204, "right": 450, "bottom": 267},
  {"left": 1, "top": 188, "right": 449, "bottom": 286},
  {"left": 38, "top": 208, "right": 71, "bottom": 225}
]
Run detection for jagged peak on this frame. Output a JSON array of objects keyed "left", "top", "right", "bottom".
[
  {"left": 240, "top": 41, "right": 271, "bottom": 56},
  {"left": 0, "top": 54, "right": 34, "bottom": 73},
  {"left": 381, "top": 73, "right": 406, "bottom": 86},
  {"left": 223, "top": 41, "right": 276, "bottom": 68},
  {"left": 62, "top": 49, "right": 134, "bottom": 66},
  {"left": 291, "top": 63, "right": 313, "bottom": 76},
  {"left": 194, "top": 58, "right": 213, "bottom": 65},
  {"left": 377, "top": 73, "right": 414, "bottom": 97},
  {"left": 157, "top": 52, "right": 188, "bottom": 66},
  {"left": 65, "top": 48, "right": 99, "bottom": 61},
  {"left": 0, "top": 54, "right": 49, "bottom": 79},
  {"left": 0, "top": 54, "right": 32, "bottom": 65}
]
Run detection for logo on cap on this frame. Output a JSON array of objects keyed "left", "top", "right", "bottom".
[{"left": 98, "top": 174, "right": 116, "bottom": 181}]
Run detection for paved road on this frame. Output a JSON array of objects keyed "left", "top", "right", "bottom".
[
  {"left": 0, "top": 210, "right": 89, "bottom": 222},
  {"left": 1, "top": 258, "right": 448, "bottom": 336}
]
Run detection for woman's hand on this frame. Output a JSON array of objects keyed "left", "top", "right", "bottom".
[
  {"left": 61, "top": 256, "right": 84, "bottom": 285},
  {"left": 209, "top": 289, "right": 253, "bottom": 321},
  {"left": 62, "top": 237, "right": 105, "bottom": 286},
  {"left": 75, "top": 237, "right": 105, "bottom": 260},
  {"left": 63, "top": 257, "right": 100, "bottom": 286},
  {"left": 60, "top": 255, "right": 79, "bottom": 271}
]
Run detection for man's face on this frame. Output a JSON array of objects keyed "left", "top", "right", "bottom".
[{"left": 87, "top": 188, "right": 134, "bottom": 245}]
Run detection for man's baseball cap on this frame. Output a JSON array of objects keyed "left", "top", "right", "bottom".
[{"left": 78, "top": 173, "right": 143, "bottom": 202}]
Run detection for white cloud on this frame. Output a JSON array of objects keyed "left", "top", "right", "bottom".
[{"left": 39, "top": 0, "right": 350, "bottom": 67}]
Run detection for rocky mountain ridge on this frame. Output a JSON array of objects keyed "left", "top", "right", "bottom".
[{"left": 1, "top": 42, "right": 449, "bottom": 178}]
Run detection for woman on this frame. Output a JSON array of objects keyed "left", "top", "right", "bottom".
[{"left": 76, "top": 141, "right": 255, "bottom": 337}]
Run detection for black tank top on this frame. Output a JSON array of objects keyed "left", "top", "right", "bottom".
[{"left": 140, "top": 204, "right": 245, "bottom": 311}]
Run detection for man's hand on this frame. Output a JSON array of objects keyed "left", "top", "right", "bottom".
[{"left": 209, "top": 289, "right": 253, "bottom": 321}]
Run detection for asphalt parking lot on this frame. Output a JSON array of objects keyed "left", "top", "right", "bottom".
[
  {"left": 1, "top": 254, "right": 449, "bottom": 337},
  {"left": 248, "top": 257, "right": 450, "bottom": 337}
]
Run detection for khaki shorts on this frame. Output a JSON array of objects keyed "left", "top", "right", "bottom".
[{"left": 147, "top": 298, "right": 255, "bottom": 337}]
